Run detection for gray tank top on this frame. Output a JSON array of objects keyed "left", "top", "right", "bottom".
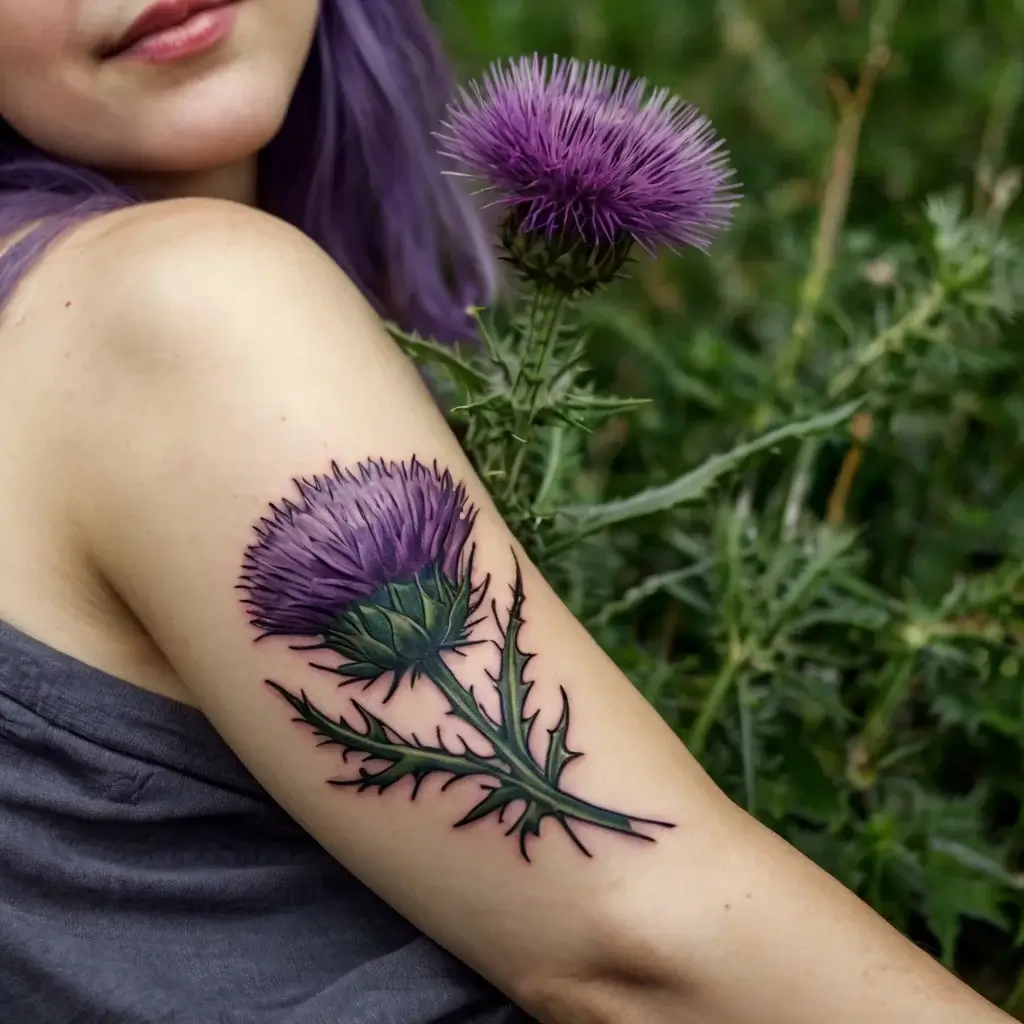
[{"left": 0, "top": 619, "right": 531, "bottom": 1023}]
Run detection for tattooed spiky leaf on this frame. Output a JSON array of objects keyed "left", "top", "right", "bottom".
[
  {"left": 489, "top": 556, "right": 539, "bottom": 764},
  {"left": 506, "top": 801, "right": 583, "bottom": 862},
  {"left": 269, "top": 678, "right": 666, "bottom": 857},
  {"left": 544, "top": 688, "right": 583, "bottom": 786},
  {"left": 453, "top": 782, "right": 588, "bottom": 860},
  {"left": 267, "top": 681, "right": 498, "bottom": 797},
  {"left": 454, "top": 783, "right": 523, "bottom": 828}
]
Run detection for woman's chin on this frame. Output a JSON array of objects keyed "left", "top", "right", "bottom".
[{"left": 12, "top": 71, "right": 293, "bottom": 179}]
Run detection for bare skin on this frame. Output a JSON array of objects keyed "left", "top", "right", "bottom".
[{"left": 0, "top": 242, "right": 195, "bottom": 707}]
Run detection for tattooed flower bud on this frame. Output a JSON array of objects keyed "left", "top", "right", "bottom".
[
  {"left": 439, "top": 55, "right": 739, "bottom": 294},
  {"left": 239, "top": 458, "right": 480, "bottom": 686}
]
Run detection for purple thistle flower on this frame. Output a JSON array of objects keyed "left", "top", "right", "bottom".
[
  {"left": 240, "top": 458, "right": 476, "bottom": 638},
  {"left": 438, "top": 55, "right": 738, "bottom": 289}
]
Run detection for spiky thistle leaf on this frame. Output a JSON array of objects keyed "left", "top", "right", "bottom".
[
  {"left": 544, "top": 687, "right": 583, "bottom": 786},
  {"left": 266, "top": 681, "right": 498, "bottom": 799},
  {"left": 488, "top": 556, "right": 540, "bottom": 765},
  {"left": 454, "top": 780, "right": 591, "bottom": 860}
]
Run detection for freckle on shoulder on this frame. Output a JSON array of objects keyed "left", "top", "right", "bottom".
[{"left": 44, "top": 199, "right": 348, "bottom": 332}]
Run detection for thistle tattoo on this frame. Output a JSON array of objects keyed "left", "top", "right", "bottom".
[{"left": 239, "top": 457, "right": 672, "bottom": 859}]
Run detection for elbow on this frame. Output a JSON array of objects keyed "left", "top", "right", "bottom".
[
  {"left": 511, "top": 914, "right": 696, "bottom": 1024},
  {"left": 515, "top": 976, "right": 679, "bottom": 1024}
]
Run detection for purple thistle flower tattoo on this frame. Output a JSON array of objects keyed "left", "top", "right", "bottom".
[
  {"left": 240, "top": 457, "right": 674, "bottom": 860},
  {"left": 439, "top": 55, "right": 739, "bottom": 292},
  {"left": 241, "top": 457, "right": 474, "bottom": 635},
  {"left": 240, "top": 458, "right": 481, "bottom": 690}
]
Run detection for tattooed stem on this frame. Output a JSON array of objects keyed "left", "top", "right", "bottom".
[
  {"left": 422, "top": 652, "right": 543, "bottom": 780},
  {"left": 420, "top": 655, "right": 666, "bottom": 839}
]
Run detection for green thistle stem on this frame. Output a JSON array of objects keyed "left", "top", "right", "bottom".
[
  {"left": 510, "top": 285, "right": 546, "bottom": 394},
  {"left": 504, "top": 289, "right": 568, "bottom": 499},
  {"left": 420, "top": 653, "right": 658, "bottom": 837},
  {"left": 527, "top": 292, "right": 568, "bottom": 408},
  {"left": 827, "top": 280, "right": 947, "bottom": 398},
  {"left": 421, "top": 652, "right": 543, "bottom": 781}
]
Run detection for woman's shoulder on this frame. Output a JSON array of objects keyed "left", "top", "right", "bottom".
[
  {"left": 5, "top": 199, "right": 346, "bottom": 327},
  {"left": 79, "top": 196, "right": 319, "bottom": 270},
  {"left": 5, "top": 197, "right": 370, "bottom": 376},
  {"left": 50, "top": 195, "right": 311, "bottom": 258}
]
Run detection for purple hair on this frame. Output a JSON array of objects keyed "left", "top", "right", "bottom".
[{"left": 0, "top": 0, "right": 496, "bottom": 340}]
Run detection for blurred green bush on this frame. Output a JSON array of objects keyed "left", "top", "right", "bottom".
[{"left": 435, "top": 0, "right": 1024, "bottom": 1010}]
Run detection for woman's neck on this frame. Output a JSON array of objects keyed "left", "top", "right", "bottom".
[{"left": 117, "top": 158, "right": 258, "bottom": 207}]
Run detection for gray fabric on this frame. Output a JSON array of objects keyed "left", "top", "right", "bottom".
[{"left": 0, "top": 620, "right": 532, "bottom": 1024}]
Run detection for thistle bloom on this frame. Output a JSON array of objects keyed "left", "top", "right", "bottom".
[
  {"left": 240, "top": 458, "right": 479, "bottom": 685},
  {"left": 439, "top": 55, "right": 738, "bottom": 292}
]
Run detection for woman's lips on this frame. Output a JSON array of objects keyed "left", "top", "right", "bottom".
[{"left": 106, "top": 2, "right": 239, "bottom": 64}]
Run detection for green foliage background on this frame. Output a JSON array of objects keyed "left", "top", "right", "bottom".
[{"left": 433, "top": 0, "right": 1024, "bottom": 1009}]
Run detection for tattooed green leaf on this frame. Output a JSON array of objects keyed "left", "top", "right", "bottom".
[
  {"left": 544, "top": 688, "right": 582, "bottom": 787},
  {"left": 489, "top": 559, "right": 539, "bottom": 764},
  {"left": 267, "top": 681, "right": 497, "bottom": 797}
]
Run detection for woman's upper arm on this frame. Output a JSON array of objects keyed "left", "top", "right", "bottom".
[{"left": 56, "top": 199, "right": 733, "bottom": 1008}]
